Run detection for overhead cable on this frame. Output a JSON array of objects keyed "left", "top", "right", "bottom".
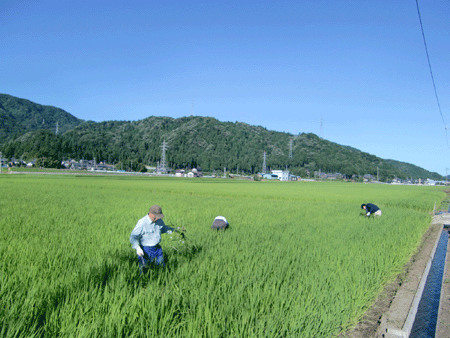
[{"left": 415, "top": 0, "right": 449, "bottom": 149}]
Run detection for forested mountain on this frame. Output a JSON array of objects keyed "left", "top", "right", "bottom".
[
  {"left": 0, "top": 94, "right": 84, "bottom": 142},
  {"left": 0, "top": 94, "right": 443, "bottom": 180},
  {"left": 384, "top": 159, "right": 442, "bottom": 181}
]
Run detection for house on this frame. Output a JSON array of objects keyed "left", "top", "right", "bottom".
[
  {"left": 271, "top": 170, "right": 290, "bottom": 181},
  {"left": 175, "top": 169, "right": 186, "bottom": 177},
  {"left": 262, "top": 173, "right": 279, "bottom": 180},
  {"left": 10, "top": 158, "right": 26, "bottom": 167},
  {"left": 188, "top": 168, "right": 202, "bottom": 178}
]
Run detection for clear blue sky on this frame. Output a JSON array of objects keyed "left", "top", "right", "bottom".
[{"left": 1, "top": 0, "right": 449, "bottom": 176}]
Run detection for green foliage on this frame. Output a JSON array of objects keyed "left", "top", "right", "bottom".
[
  {"left": 0, "top": 94, "right": 84, "bottom": 143},
  {"left": 0, "top": 94, "right": 443, "bottom": 180},
  {"left": 2, "top": 130, "right": 66, "bottom": 163},
  {"left": 35, "top": 157, "right": 64, "bottom": 169},
  {"left": 385, "top": 159, "right": 441, "bottom": 180},
  {"left": 0, "top": 175, "right": 445, "bottom": 337}
]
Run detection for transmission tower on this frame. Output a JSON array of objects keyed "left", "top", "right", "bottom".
[
  {"left": 262, "top": 151, "right": 267, "bottom": 174},
  {"left": 159, "top": 140, "right": 168, "bottom": 173},
  {"left": 55, "top": 121, "right": 59, "bottom": 135},
  {"left": 289, "top": 139, "right": 293, "bottom": 159}
]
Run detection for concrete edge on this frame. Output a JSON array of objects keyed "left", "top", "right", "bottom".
[
  {"left": 400, "top": 226, "right": 442, "bottom": 336},
  {"left": 376, "top": 222, "right": 443, "bottom": 338},
  {"left": 435, "top": 226, "right": 450, "bottom": 338}
]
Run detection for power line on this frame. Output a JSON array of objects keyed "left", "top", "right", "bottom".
[{"left": 415, "top": 0, "right": 449, "bottom": 149}]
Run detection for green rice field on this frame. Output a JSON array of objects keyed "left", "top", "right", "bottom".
[{"left": 0, "top": 174, "right": 446, "bottom": 337}]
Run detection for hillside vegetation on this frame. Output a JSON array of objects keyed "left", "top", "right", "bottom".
[
  {"left": 0, "top": 94, "right": 443, "bottom": 180},
  {"left": 0, "top": 94, "right": 84, "bottom": 141}
]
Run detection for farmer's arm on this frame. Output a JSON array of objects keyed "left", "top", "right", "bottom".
[
  {"left": 160, "top": 219, "right": 175, "bottom": 234},
  {"left": 160, "top": 220, "right": 185, "bottom": 234}
]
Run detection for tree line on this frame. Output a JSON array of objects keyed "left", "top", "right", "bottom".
[{"left": 0, "top": 94, "right": 443, "bottom": 180}]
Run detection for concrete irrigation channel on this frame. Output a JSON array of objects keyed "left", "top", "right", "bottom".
[
  {"left": 343, "top": 213, "right": 450, "bottom": 338},
  {"left": 435, "top": 220, "right": 450, "bottom": 338},
  {"left": 379, "top": 213, "right": 450, "bottom": 338}
]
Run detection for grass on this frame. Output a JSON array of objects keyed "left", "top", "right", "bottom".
[{"left": 0, "top": 174, "right": 445, "bottom": 337}]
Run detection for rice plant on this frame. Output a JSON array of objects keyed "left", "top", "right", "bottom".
[{"left": 0, "top": 175, "right": 445, "bottom": 337}]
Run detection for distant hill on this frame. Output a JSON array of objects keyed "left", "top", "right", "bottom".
[
  {"left": 384, "top": 159, "right": 443, "bottom": 181},
  {"left": 0, "top": 94, "right": 84, "bottom": 142},
  {"left": 0, "top": 94, "right": 443, "bottom": 181}
]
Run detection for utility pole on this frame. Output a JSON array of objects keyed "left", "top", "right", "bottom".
[
  {"left": 289, "top": 139, "right": 293, "bottom": 159},
  {"left": 377, "top": 167, "right": 379, "bottom": 182},
  {"left": 0, "top": 151, "right": 2, "bottom": 174},
  {"left": 262, "top": 151, "right": 267, "bottom": 174}
]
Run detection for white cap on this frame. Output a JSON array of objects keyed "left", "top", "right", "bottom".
[{"left": 214, "top": 216, "right": 228, "bottom": 224}]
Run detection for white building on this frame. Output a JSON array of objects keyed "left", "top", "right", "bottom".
[
  {"left": 272, "top": 170, "right": 290, "bottom": 181},
  {"left": 175, "top": 169, "right": 186, "bottom": 177}
]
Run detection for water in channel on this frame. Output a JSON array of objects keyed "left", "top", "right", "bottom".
[{"left": 410, "top": 227, "right": 448, "bottom": 338}]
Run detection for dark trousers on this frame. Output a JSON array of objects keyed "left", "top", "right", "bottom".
[{"left": 137, "top": 244, "right": 165, "bottom": 274}]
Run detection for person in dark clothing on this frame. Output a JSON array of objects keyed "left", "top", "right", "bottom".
[{"left": 361, "top": 203, "right": 382, "bottom": 217}]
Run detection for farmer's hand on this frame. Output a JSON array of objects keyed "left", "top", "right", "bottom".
[
  {"left": 176, "top": 227, "right": 187, "bottom": 232},
  {"left": 136, "top": 247, "right": 144, "bottom": 257}
]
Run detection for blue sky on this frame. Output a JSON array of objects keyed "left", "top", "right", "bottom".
[{"left": 1, "top": 0, "right": 449, "bottom": 176}]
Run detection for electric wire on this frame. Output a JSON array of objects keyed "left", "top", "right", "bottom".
[{"left": 415, "top": 0, "right": 449, "bottom": 150}]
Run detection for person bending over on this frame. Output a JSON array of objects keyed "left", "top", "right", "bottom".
[{"left": 361, "top": 203, "right": 382, "bottom": 217}]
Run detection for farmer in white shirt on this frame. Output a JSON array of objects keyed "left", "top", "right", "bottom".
[{"left": 130, "top": 205, "right": 184, "bottom": 273}]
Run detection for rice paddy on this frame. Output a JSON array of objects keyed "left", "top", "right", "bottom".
[{"left": 0, "top": 174, "right": 445, "bottom": 337}]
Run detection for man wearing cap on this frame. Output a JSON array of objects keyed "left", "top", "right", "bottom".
[{"left": 130, "top": 205, "right": 184, "bottom": 273}]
